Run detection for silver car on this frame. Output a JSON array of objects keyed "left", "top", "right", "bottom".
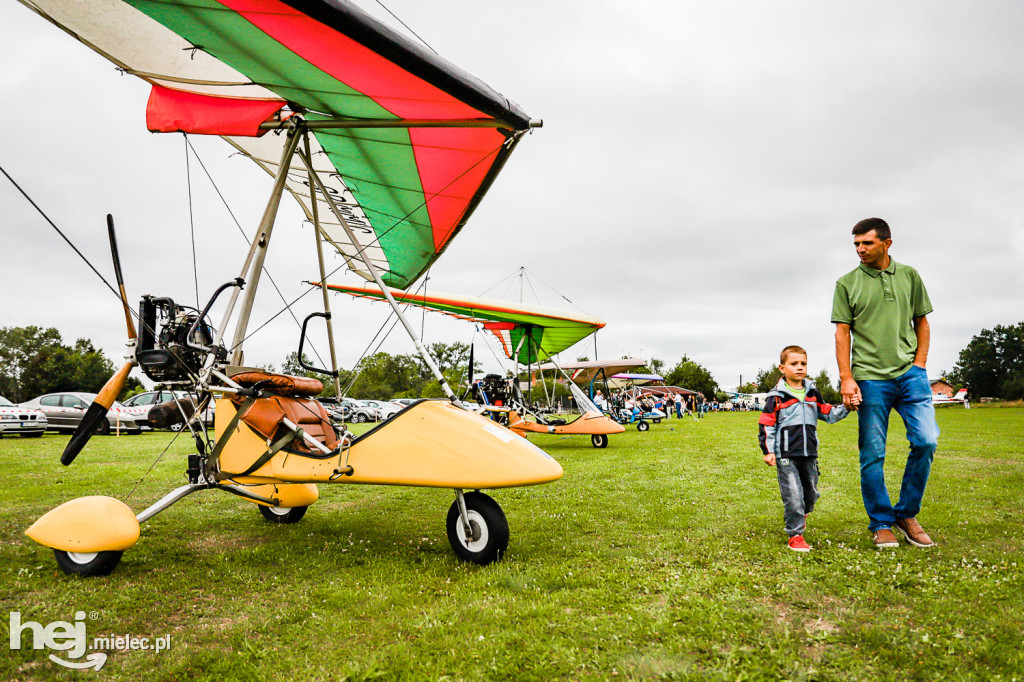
[
  {"left": 20, "top": 392, "right": 141, "bottom": 435},
  {"left": 0, "top": 395, "right": 48, "bottom": 438}
]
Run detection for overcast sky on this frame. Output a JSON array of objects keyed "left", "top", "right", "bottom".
[{"left": 2, "top": 1, "right": 1023, "bottom": 394}]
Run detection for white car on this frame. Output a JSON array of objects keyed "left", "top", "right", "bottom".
[
  {"left": 121, "top": 390, "right": 214, "bottom": 429},
  {"left": 0, "top": 395, "right": 48, "bottom": 438},
  {"left": 361, "top": 399, "right": 402, "bottom": 420}
]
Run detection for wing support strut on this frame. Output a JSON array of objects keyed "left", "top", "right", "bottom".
[
  {"left": 223, "top": 121, "right": 303, "bottom": 365},
  {"left": 305, "top": 134, "right": 343, "bottom": 397},
  {"left": 295, "top": 133, "right": 461, "bottom": 405}
]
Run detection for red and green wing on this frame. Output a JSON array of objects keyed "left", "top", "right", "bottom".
[
  {"left": 324, "top": 283, "right": 605, "bottom": 365},
  {"left": 20, "top": 0, "right": 533, "bottom": 288}
]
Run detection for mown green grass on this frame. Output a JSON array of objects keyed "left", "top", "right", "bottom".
[{"left": 1, "top": 408, "right": 1022, "bottom": 680}]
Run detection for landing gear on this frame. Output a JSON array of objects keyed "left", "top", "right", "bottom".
[
  {"left": 259, "top": 505, "right": 308, "bottom": 524},
  {"left": 591, "top": 433, "right": 608, "bottom": 448},
  {"left": 637, "top": 420, "right": 650, "bottom": 432},
  {"left": 446, "top": 491, "right": 508, "bottom": 565},
  {"left": 53, "top": 549, "right": 123, "bottom": 577}
]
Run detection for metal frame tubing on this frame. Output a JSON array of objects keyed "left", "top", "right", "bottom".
[
  {"left": 304, "top": 133, "right": 343, "bottom": 397},
  {"left": 295, "top": 147, "right": 461, "bottom": 403},
  {"left": 225, "top": 124, "right": 304, "bottom": 364}
]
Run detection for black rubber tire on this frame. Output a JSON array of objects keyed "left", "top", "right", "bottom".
[
  {"left": 54, "top": 549, "right": 123, "bottom": 577},
  {"left": 653, "top": 419, "right": 662, "bottom": 424},
  {"left": 352, "top": 414, "right": 365, "bottom": 423},
  {"left": 591, "top": 433, "right": 608, "bottom": 448},
  {"left": 446, "top": 492, "right": 509, "bottom": 565},
  {"left": 95, "top": 420, "right": 111, "bottom": 436},
  {"left": 21, "top": 432, "right": 44, "bottom": 438},
  {"left": 637, "top": 421, "right": 650, "bottom": 432},
  {"left": 259, "top": 505, "right": 308, "bottom": 524}
]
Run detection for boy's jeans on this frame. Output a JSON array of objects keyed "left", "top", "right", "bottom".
[
  {"left": 857, "top": 365, "right": 939, "bottom": 531},
  {"left": 777, "top": 457, "right": 819, "bottom": 536}
]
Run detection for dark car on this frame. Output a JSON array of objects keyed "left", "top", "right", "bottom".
[
  {"left": 122, "top": 390, "right": 215, "bottom": 430},
  {"left": 20, "top": 392, "right": 142, "bottom": 435}
]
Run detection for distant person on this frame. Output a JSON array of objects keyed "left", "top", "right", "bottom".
[
  {"left": 674, "top": 392, "right": 682, "bottom": 419},
  {"left": 759, "top": 345, "right": 851, "bottom": 552},
  {"left": 833, "top": 217, "right": 939, "bottom": 549}
]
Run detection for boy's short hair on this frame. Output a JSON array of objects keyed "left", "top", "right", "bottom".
[
  {"left": 779, "top": 345, "right": 807, "bottom": 364},
  {"left": 852, "top": 217, "right": 891, "bottom": 241}
]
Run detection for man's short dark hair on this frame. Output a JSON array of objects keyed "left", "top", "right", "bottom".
[{"left": 852, "top": 217, "right": 891, "bottom": 241}]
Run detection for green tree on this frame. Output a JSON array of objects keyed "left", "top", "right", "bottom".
[
  {"left": 648, "top": 358, "right": 666, "bottom": 376},
  {"left": 350, "top": 352, "right": 422, "bottom": 399},
  {"left": 813, "top": 369, "right": 841, "bottom": 404},
  {"left": 755, "top": 365, "right": 782, "bottom": 392},
  {"left": 664, "top": 356, "right": 718, "bottom": 400},
  {"left": 950, "top": 322, "right": 1024, "bottom": 400},
  {"left": 737, "top": 382, "right": 759, "bottom": 394},
  {"left": 0, "top": 326, "right": 122, "bottom": 401}
]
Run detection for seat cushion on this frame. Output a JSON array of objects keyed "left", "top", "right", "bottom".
[{"left": 230, "top": 371, "right": 323, "bottom": 397}]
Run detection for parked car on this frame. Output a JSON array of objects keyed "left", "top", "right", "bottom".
[
  {"left": 330, "top": 398, "right": 377, "bottom": 423},
  {"left": 391, "top": 398, "right": 418, "bottom": 408},
  {"left": 20, "top": 392, "right": 141, "bottom": 434},
  {"left": 0, "top": 395, "right": 48, "bottom": 438},
  {"left": 121, "top": 390, "right": 215, "bottom": 430},
  {"left": 361, "top": 399, "right": 402, "bottom": 420}
]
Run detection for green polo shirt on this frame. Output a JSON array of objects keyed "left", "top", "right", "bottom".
[{"left": 831, "top": 259, "right": 933, "bottom": 380}]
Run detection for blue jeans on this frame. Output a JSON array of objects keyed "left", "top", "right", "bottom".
[
  {"left": 776, "top": 457, "right": 819, "bottom": 537},
  {"left": 857, "top": 365, "right": 939, "bottom": 531}
]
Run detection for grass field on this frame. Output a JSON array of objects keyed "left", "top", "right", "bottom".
[{"left": 1, "top": 407, "right": 1022, "bottom": 680}]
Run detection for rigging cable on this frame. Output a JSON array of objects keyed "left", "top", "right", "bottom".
[
  {"left": 183, "top": 137, "right": 329, "bottom": 371},
  {"left": 1, "top": 164, "right": 121, "bottom": 302},
  {"left": 232, "top": 134, "right": 514, "bottom": 358},
  {"left": 184, "top": 134, "right": 200, "bottom": 309},
  {"left": 374, "top": 0, "right": 438, "bottom": 54}
]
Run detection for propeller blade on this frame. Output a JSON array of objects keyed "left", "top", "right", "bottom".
[
  {"left": 107, "top": 214, "right": 137, "bottom": 341},
  {"left": 61, "top": 361, "right": 134, "bottom": 466},
  {"left": 467, "top": 343, "right": 475, "bottom": 386}
]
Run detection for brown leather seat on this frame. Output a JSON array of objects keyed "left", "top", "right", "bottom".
[
  {"left": 227, "top": 372, "right": 336, "bottom": 455},
  {"left": 230, "top": 371, "right": 324, "bottom": 397}
]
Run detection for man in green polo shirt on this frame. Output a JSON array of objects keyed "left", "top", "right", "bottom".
[{"left": 832, "top": 217, "right": 939, "bottom": 550}]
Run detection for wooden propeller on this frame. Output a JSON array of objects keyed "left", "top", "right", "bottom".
[{"left": 61, "top": 215, "right": 137, "bottom": 465}]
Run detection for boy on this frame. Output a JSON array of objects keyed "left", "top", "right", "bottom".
[{"left": 758, "top": 345, "right": 853, "bottom": 552}]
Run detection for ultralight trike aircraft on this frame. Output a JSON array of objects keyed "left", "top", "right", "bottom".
[
  {"left": 324, "top": 283, "right": 627, "bottom": 448},
  {"left": 16, "top": 0, "right": 562, "bottom": 576}
]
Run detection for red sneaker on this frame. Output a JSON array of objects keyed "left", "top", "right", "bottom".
[{"left": 788, "top": 535, "right": 811, "bottom": 552}]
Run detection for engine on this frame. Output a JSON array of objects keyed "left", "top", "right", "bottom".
[{"left": 136, "top": 295, "right": 219, "bottom": 383}]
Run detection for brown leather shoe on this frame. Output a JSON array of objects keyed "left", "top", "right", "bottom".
[
  {"left": 895, "top": 517, "right": 935, "bottom": 548},
  {"left": 872, "top": 528, "right": 899, "bottom": 548}
]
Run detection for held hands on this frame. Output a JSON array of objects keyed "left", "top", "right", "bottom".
[
  {"left": 840, "top": 377, "right": 861, "bottom": 411},
  {"left": 763, "top": 452, "right": 776, "bottom": 467}
]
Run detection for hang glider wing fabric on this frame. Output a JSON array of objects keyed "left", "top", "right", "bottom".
[
  {"left": 324, "top": 283, "right": 604, "bottom": 364},
  {"left": 20, "top": 0, "right": 533, "bottom": 288}
]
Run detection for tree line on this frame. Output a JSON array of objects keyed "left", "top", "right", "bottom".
[
  {"left": 0, "top": 326, "right": 143, "bottom": 402},
  {"left": 4, "top": 321, "right": 1020, "bottom": 404}
]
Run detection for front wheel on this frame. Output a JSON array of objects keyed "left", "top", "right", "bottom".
[
  {"left": 446, "top": 492, "right": 509, "bottom": 565},
  {"left": 54, "top": 549, "right": 123, "bottom": 576},
  {"left": 591, "top": 433, "right": 608, "bottom": 448},
  {"left": 637, "top": 421, "right": 650, "bottom": 432},
  {"left": 259, "top": 505, "right": 308, "bottom": 524}
]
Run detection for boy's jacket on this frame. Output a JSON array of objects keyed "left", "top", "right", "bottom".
[{"left": 758, "top": 378, "right": 849, "bottom": 457}]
